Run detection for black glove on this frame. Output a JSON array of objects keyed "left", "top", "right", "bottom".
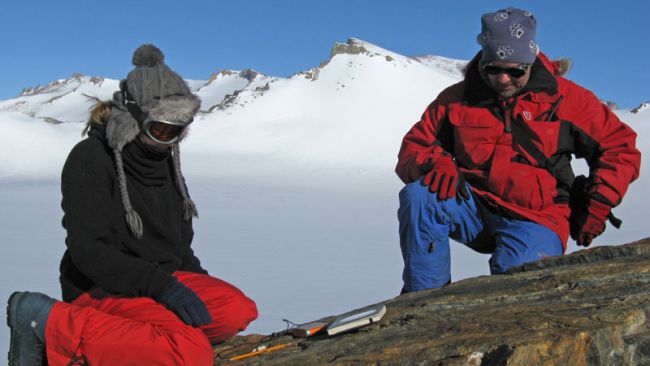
[
  {"left": 160, "top": 280, "right": 212, "bottom": 327},
  {"left": 569, "top": 176, "right": 620, "bottom": 247},
  {"left": 573, "top": 198, "right": 610, "bottom": 247}
]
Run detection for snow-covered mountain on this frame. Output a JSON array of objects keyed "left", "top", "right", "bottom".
[
  {"left": 2, "top": 37, "right": 645, "bottom": 182},
  {"left": 1, "top": 74, "right": 120, "bottom": 124},
  {"left": 0, "top": 38, "right": 468, "bottom": 180},
  {"left": 0, "top": 38, "right": 466, "bottom": 125}
]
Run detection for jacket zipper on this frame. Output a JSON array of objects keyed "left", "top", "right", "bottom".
[{"left": 501, "top": 100, "right": 513, "bottom": 133}]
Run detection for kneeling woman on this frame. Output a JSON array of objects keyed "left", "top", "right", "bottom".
[{"left": 7, "top": 44, "right": 257, "bottom": 366}]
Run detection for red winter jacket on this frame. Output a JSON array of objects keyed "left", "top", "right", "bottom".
[{"left": 396, "top": 52, "right": 640, "bottom": 249}]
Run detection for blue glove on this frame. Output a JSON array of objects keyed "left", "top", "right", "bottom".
[{"left": 161, "top": 280, "right": 212, "bottom": 327}]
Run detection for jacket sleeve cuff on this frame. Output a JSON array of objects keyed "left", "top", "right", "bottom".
[
  {"left": 587, "top": 197, "right": 612, "bottom": 221},
  {"left": 590, "top": 184, "right": 620, "bottom": 207}
]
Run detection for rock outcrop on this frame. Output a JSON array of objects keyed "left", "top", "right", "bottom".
[
  {"left": 215, "top": 238, "right": 650, "bottom": 365},
  {"left": 207, "top": 70, "right": 236, "bottom": 84},
  {"left": 632, "top": 102, "right": 649, "bottom": 114},
  {"left": 19, "top": 73, "right": 86, "bottom": 96},
  {"left": 239, "top": 69, "right": 259, "bottom": 82},
  {"left": 603, "top": 100, "right": 619, "bottom": 110},
  {"left": 330, "top": 38, "right": 370, "bottom": 58},
  {"left": 311, "top": 38, "right": 398, "bottom": 74}
]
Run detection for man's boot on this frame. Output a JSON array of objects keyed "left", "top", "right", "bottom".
[{"left": 6, "top": 291, "right": 56, "bottom": 366}]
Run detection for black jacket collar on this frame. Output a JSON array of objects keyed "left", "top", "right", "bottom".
[{"left": 88, "top": 121, "right": 107, "bottom": 140}]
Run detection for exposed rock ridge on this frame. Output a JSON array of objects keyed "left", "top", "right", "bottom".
[
  {"left": 330, "top": 38, "right": 370, "bottom": 58},
  {"left": 297, "top": 38, "right": 400, "bottom": 81},
  {"left": 632, "top": 101, "right": 649, "bottom": 114},
  {"left": 19, "top": 73, "right": 88, "bottom": 96},
  {"left": 215, "top": 238, "right": 650, "bottom": 365},
  {"left": 206, "top": 70, "right": 237, "bottom": 84},
  {"left": 291, "top": 38, "right": 370, "bottom": 82},
  {"left": 239, "top": 69, "right": 259, "bottom": 82},
  {"left": 412, "top": 55, "right": 468, "bottom": 78}
]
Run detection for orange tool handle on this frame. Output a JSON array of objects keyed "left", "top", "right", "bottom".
[{"left": 229, "top": 343, "right": 291, "bottom": 361}]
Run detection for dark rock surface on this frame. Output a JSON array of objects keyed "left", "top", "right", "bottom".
[
  {"left": 330, "top": 38, "right": 369, "bottom": 58},
  {"left": 215, "top": 238, "right": 650, "bottom": 365},
  {"left": 238, "top": 69, "right": 259, "bottom": 82},
  {"left": 632, "top": 102, "right": 649, "bottom": 114}
]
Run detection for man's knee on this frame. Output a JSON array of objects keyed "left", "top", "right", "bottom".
[
  {"left": 489, "top": 254, "right": 514, "bottom": 274},
  {"left": 489, "top": 241, "right": 562, "bottom": 274},
  {"left": 490, "top": 221, "right": 563, "bottom": 274},
  {"left": 400, "top": 180, "right": 433, "bottom": 205}
]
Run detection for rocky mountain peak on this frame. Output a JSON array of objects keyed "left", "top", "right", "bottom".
[
  {"left": 19, "top": 73, "right": 88, "bottom": 96},
  {"left": 310, "top": 38, "right": 404, "bottom": 76},
  {"left": 207, "top": 70, "right": 237, "bottom": 84},
  {"left": 239, "top": 69, "right": 259, "bottom": 82},
  {"left": 632, "top": 101, "right": 650, "bottom": 114},
  {"left": 329, "top": 38, "right": 370, "bottom": 58}
]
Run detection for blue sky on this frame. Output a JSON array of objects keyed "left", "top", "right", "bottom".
[{"left": 1, "top": 0, "right": 648, "bottom": 108}]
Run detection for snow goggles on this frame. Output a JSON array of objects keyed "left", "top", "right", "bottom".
[
  {"left": 481, "top": 63, "right": 529, "bottom": 78},
  {"left": 142, "top": 118, "right": 191, "bottom": 145}
]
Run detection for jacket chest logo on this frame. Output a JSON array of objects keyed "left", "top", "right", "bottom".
[{"left": 522, "top": 111, "right": 532, "bottom": 121}]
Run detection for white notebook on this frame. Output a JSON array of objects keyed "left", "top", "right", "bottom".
[{"left": 326, "top": 304, "right": 387, "bottom": 336}]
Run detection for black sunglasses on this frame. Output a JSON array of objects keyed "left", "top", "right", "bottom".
[{"left": 482, "top": 64, "right": 529, "bottom": 78}]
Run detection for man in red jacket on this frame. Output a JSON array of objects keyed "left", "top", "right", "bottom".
[{"left": 396, "top": 7, "right": 640, "bottom": 292}]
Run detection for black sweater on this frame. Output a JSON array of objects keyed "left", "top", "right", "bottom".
[{"left": 59, "top": 124, "right": 206, "bottom": 302}]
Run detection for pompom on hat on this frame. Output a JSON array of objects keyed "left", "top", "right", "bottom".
[
  {"left": 477, "top": 7, "right": 539, "bottom": 64},
  {"left": 123, "top": 44, "right": 200, "bottom": 125},
  {"left": 105, "top": 44, "right": 199, "bottom": 238}
]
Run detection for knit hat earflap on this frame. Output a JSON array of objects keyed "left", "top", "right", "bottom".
[{"left": 104, "top": 44, "right": 200, "bottom": 239}]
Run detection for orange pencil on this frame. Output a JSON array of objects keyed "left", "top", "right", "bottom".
[{"left": 229, "top": 343, "right": 292, "bottom": 361}]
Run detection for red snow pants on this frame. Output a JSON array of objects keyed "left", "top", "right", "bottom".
[{"left": 44, "top": 271, "right": 258, "bottom": 365}]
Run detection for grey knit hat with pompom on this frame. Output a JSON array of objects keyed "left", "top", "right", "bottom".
[
  {"left": 124, "top": 44, "right": 200, "bottom": 123},
  {"left": 104, "top": 44, "right": 200, "bottom": 239}
]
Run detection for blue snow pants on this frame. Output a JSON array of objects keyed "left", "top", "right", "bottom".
[{"left": 398, "top": 179, "right": 563, "bottom": 292}]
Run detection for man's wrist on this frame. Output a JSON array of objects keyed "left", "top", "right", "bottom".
[{"left": 587, "top": 197, "right": 611, "bottom": 220}]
